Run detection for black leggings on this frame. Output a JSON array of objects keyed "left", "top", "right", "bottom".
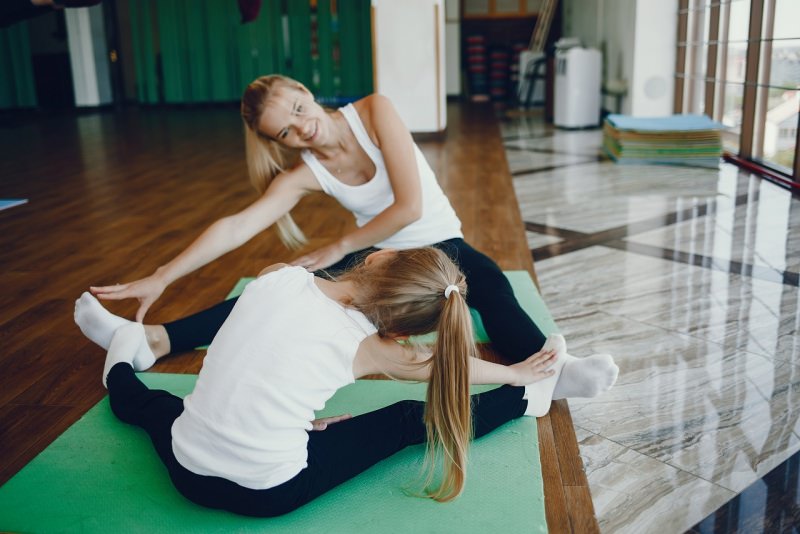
[
  {"left": 165, "top": 238, "right": 546, "bottom": 362},
  {"left": 107, "top": 362, "right": 527, "bottom": 517}
]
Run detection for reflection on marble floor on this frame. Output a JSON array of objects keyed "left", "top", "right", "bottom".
[
  {"left": 626, "top": 191, "right": 800, "bottom": 274},
  {"left": 500, "top": 116, "right": 800, "bottom": 533}
]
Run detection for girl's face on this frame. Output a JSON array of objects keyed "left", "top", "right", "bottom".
[{"left": 258, "top": 86, "right": 327, "bottom": 148}]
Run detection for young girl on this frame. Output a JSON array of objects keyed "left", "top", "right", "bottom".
[
  {"left": 95, "top": 248, "right": 617, "bottom": 516},
  {"left": 83, "top": 74, "right": 550, "bottom": 367}
]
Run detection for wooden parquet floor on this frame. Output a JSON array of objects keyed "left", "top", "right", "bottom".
[{"left": 0, "top": 102, "right": 597, "bottom": 532}]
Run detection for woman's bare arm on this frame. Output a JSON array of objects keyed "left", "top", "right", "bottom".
[{"left": 91, "top": 166, "right": 319, "bottom": 321}]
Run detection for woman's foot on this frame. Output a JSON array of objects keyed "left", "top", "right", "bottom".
[
  {"left": 552, "top": 353, "right": 619, "bottom": 400},
  {"left": 75, "top": 292, "right": 157, "bottom": 371},
  {"left": 74, "top": 291, "right": 128, "bottom": 349},
  {"left": 102, "top": 323, "right": 146, "bottom": 387},
  {"left": 523, "top": 334, "right": 619, "bottom": 417}
]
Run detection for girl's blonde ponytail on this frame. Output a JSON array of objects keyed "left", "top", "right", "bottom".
[
  {"left": 339, "top": 247, "right": 475, "bottom": 501},
  {"left": 424, "top": 284, "right": 474, "bottom": 501}
]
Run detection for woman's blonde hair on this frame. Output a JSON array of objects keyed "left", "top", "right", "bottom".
[
  {"left": 341, "top": 247, "right": 476, "bottom": 501},
  {"left": 241, "top": 74, "right": 309, "bottom": 248}
]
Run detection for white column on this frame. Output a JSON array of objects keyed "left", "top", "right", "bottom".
[
  {"left": 65, "top": 4, "right": 112, "bottom": 107},
  {"left": 630, "top": 0, "right": 677, "bottom": 116},
  {"left": 371, "top": 0, "right": 446, "bottom": 133},
  {"left": 445, "top": 0, "right": 461, "bottom": 96}
]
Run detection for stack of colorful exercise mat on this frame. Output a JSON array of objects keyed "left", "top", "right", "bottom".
[{"left": 603, "top": 113, "right": 725, "bottom": 168}]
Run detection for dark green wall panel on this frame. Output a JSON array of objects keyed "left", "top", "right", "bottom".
[
  {"left": 0, "top": 22, "right": 37, "bottom": 109},
  {"left": 338, "top": 0, "right": 372, "bottom": 97},
  {"left": 287, "top": 1, "right": 312, "bottom": 85},
  {"left": 129, "top": 0, "right": 373, "bottom": 104},
  {"left": 316, "top": 0, "right": 334, "bottom": 97},
  {"left": 129, "top": 0, "right": 158, "bottom": 103}
]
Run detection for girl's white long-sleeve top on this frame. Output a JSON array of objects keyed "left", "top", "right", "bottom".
[{"left": 171, "top": 266, "right": 377, "bottom": 490}]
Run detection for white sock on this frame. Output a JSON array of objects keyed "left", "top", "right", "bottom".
[
  {"left": 524, "top": 333, "right": 568, "bottom": 417},
  {"left": 103, "top": 323, "right": 146, "bottom": 388},
  {"left": 75, "top": 291, "right": 127, "bottom": 349},
  {"left": 75, "top": 292, "right": 156, "bottom": 371},
  {"left": 552, "top": 353, "right": 619, "bottom": 400}
]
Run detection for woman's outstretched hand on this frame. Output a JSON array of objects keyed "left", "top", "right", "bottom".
[
  {"left": 291, "top": 242, "right": 346, "bottom": 272},
  {"left": 508, "top": 349, "right": 558, "bottom": 386},
  {"left": 311, "top": 413, "right": 352, "bottom": 431},
  {"left": 90, "top": 273, "right": 167, "bottom": 322}
]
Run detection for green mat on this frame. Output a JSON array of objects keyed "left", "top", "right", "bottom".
[
  {"left": 0, "top": 379, "right": 547, "bottom": 533},
  {"left": 0, "top": 271, "right": 555, "bottom": 533}
]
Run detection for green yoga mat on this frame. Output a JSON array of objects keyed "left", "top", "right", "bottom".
[
  {"left": 0, "top": 272, "right": 555, "bottom": 533},
  {"left": 0, "top": 379, "right": 547, "bottom": 533}
]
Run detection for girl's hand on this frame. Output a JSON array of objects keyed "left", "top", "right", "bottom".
[
  {"left": 90, "top": 274, "right": 167, "bottom": 322},
  {"left": 508, "top": 349, "right": 558, "bottom": 386},
  {"left": 291, "top": 242, "right": 347, "bottom": 271},
  {"left": 311, "top": 413, "right": 352, "bottom": 431}
]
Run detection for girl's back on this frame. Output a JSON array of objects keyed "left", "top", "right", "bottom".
[{"left": 171, "top": 265, "right": 376, "bottom": 490}]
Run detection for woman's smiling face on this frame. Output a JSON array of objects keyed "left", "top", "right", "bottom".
[{"left": 258, "top": 86, "right": 327, "bottom": 148}]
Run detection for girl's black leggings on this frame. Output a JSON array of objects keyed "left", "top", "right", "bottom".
[
  {"left": 106, "top": 362, "right": 527, "bottom": 517},
  {"left": 164, "top": 238, "right": 546, "bottom": 362}
]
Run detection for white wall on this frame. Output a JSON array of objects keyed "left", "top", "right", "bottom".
[
  {"left": 601, "top": 0, "right": 636, "bottom": 114},
  {"left": 561, "top": 0, "right": 677, "bottom": 116},
  {"left": 631, "top": 0, "right": 677, "bottom": 116},
  {"left": 372, "top": 0, "right": 446, "bottom": 132},
  {"left": 562, "top": 0, "right": 602, "bottom": 48},
  {"left": 65, "top": 4, "right": 112, "bottom": 107},
  {"left": 445, "top": 0, "right": 461, "bottom": 96}
]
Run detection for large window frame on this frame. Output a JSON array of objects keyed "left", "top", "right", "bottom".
[{"left": 675, "top": 0, "right": 800, "bottom": 188}]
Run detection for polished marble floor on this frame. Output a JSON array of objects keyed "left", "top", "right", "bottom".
[{"left": 499, "top": 113, "right": 800, "bottom": 533}]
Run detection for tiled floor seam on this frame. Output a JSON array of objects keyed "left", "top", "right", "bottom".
[
  {"left": 573, "top": 424, "right": 741, "bottom": 495},
  {"left": 510, "top": 158, "right": 603, "bottom": 177}
]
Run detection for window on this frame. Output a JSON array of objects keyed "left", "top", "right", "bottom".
[{"left": 675, "top": 0, "right": 799, "bottom": 183}]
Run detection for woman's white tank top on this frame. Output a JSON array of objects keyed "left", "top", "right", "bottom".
[{"left": 300, "top": 103, "right": 463, "bottom": 249}]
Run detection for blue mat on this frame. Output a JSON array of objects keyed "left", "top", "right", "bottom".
[{"left": 0, "top": 199, "right": 27, "bottom": 211}]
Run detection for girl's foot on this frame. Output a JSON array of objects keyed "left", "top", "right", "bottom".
[
  {"left": 524, "top": 334, "right": 568, "bottom": 417},
  {"left": 552, "top": 353, "right": 619, "bottom": 400},
  {"left": 102, "top": 323, "right": 146, "bottom": 387}
]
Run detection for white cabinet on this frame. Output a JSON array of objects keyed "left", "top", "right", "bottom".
[{"left": 554, "top": 47, "right": 601, "bottom": 128}]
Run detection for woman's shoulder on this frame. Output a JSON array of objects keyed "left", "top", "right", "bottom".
[
  {"left": 350, "top": 94, "right": 400, "bottom": 147},
  {"left": 351, "top": 94, "right": 395, "bottom": 121}
]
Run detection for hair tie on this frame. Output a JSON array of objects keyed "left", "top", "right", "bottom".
[{"left": 444, "top": 285, "right": 460, "bottom": 299}]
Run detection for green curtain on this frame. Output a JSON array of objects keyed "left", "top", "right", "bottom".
[
  {"left": 338, "top": 0, "right": 372, "bottom": 98},
  {"left": 0, "top": 22, "right": 37, "bottom": 109},
  {"left": 129, "top": 0, "right": 373, "bottom": 105}
]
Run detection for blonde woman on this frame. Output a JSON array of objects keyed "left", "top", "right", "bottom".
[
  {"left": 95, "top": 247, "right": 616, "bottom": 516},
  {"left": 82, "top": 74, "right": 551, "bottom": 367}
]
